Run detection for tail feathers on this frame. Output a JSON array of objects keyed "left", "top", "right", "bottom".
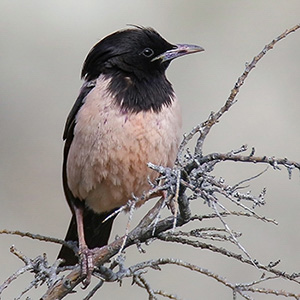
[{"left": 58, "top": 209, "right": 117, "bottom": 266}]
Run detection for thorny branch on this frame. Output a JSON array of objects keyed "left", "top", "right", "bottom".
[
  {"left": 1, "top": 24, "right": 300, "bottom": 300},
  {"left": 0, "top": 229, "right": 75, "bottom": 250},
  {"left": 177, "top": 23, "right": 300, "bottom": 163}
]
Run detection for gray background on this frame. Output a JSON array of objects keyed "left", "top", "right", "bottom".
[{"left": 0, "top": 1, "right": 299, "bottom": 299}]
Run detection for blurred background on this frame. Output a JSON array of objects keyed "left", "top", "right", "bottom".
[{"left": 0, "top": 1, "right": 299, "bottom": 299}]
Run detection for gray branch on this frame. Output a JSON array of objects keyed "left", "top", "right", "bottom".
[{"left": 1, "top": 24, "right": 300, "bottom": 300}]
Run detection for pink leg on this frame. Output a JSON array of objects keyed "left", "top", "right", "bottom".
[{"left": 74, "top": 206, "right": 94, "bottom": 288}]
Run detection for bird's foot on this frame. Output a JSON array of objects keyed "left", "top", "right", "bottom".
[{"left": 79, "top": 246, "right": 95, "bottom": 288}]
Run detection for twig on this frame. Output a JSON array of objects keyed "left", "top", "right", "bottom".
[
  {"left": 134, "top": 274, "right": 158, "bottom": 300},
  {"left": 191, "top": 211, "right": 278, "bottom": 225},
  {"left": 211, "top": 201, "right": 256, "bottom": 267},
  {"left": 0, "top": 255, "right": 32, "bottom": 294},
  {"left": 0, "top": 247, "right": 64, "bottom": 298},
  {"left": 171, "top": 168, "right": 181, "bottom": 231},
  {"left": 2, "top": 24, "right": 300, "bottom": 300},
  {"left": 83, "top": 280, "right": 104, "bottom": 300},
  {"left": 156, "top": 234, "right": 299, "bottom": 282},
  {"left": 190, "top": 24, "right": 300, "bottom": 159},
  {"left": 117, "top": 198, "right": 136, "bottom": 256},
  {"left": 0, "top": 229, "right": 69, "bottom": 247},
  {"left": 198, "top": 152, "right": 300, "bottom": 172},
  {"left": 129, "top": 258, "right": 300, "bottom": 299}
]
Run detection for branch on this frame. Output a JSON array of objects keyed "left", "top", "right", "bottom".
[
  {"left": 41, "top": 204, "right": 190, "bottom": 299},
  {"left": 1, "top": 24, "right": 300, "bottom": 300},
  {"left": 128, "top": 258, "right": 300, "bottom": 299},
  {"left": 0, "top": 229, "right": 75, "bottom": 249},
  {"left": 156, "top": 233, "right": 299, "bottom": 282},
  {"left": 0, "top": 246, "right": 64, "bottom": 298},
  {"left": 196, "top": 147, "right": 300, "bottom": 174},
  {"left": 177, "top": 23, "right": 300, "bottom": 163}
]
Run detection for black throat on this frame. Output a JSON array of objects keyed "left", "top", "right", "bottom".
[{"left": 104, "top": 71, "right": 175, "bottom": 113}]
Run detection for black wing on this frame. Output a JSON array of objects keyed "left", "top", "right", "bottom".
[
  {"left": 62, "top": 80, "right": 96, "bottom": 211},
  {"left": 63, "top": 80, "right": 96, "bottom": 141}
]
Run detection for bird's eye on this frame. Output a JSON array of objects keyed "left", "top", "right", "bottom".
[{"left": 141, "top": 48, "right": 154, "bottom": 58}]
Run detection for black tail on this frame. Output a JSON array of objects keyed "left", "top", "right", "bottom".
[{"left": 58, "top": 208, "right": 117, "bottom": 266}]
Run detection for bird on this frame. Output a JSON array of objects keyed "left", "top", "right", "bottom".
[{"left": 58, "top": 26, "right": 203, "bottom": 285}]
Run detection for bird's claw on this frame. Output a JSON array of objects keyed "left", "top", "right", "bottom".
[{"left": 79, "top": 246, "right": 95, "bottom": 288}]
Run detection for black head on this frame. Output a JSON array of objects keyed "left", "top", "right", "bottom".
[
  {"left": 81, "top": 26, "right": 204, "bottom": 112},
  {"left": 82, "top": 27, "right": 175, "bottom": 81}
]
